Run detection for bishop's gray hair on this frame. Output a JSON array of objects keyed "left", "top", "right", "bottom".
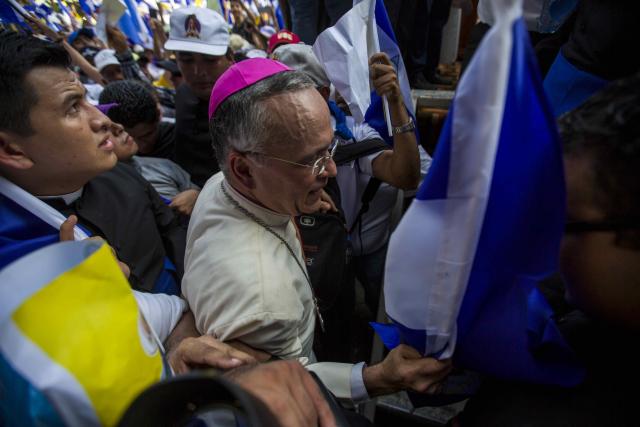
[{"left": 209, "top": 70, "right": 315, "bottom": 174}]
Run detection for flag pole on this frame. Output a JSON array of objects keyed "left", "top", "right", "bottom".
[{"left": 382, "top": 94, "right": 393, "bottom": 137}]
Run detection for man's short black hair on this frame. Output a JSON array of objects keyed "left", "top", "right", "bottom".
[
  {"left": 0, "top": 30, "right": 71, "bottom": 136},
  {"left": 99, "top": 80, "right": 160, "bottom": 128},
  {"left": 559, "top": 73, "right": 640, "bottom": 245}
]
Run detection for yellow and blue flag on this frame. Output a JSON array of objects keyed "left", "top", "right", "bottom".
[{"left": 0, "top": 241, "right": 164, "bottom": 426}]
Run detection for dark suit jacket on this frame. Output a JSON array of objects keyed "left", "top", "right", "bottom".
[{"left": 45, "top": 163, "right": 186, "bottom": 291}]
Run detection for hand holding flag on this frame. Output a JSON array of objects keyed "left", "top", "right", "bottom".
[
  {"left": 314, "top": 0, "right": 416, "bottom": 144},
  {"left": 369, "top": 53, "right": 402, "bottom": 106}
]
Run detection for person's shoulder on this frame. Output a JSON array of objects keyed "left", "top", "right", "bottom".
[
  {"left": 187, "top": 174, "right": 230, "bottom": 224},
  {"left": 158, "top": 120, "right": 175, "bottom": 136},
  {"left": 133, "top": 155, "right": 173, "bottom": 168},
  {"left": 92, "top": 162, "right": 149, "bottom": 190}
]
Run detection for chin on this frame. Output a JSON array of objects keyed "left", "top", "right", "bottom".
[{"left": 101, "top": 154, "right": 119, "bottom": 171}]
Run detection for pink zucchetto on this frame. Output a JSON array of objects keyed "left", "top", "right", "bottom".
[{"left": 208, "top": 58, "right": 293, "bottom": 119}]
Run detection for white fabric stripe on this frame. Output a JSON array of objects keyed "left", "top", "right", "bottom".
[
  {"left": 385, "top": 0, "right": 523, "bottom": 358},
  {"left": 0, "top": 175, "right": 89, "bottom": 241},
  {"left": 385, "top": 199, "right": 449, "bottom": 354},
  {"left": 0, "top": 241, "right": 102, "bottom": 318},
  {"left": 426, "top": 1, "right": 521, "bottom": 358},
  {"left": 0, "top": 320, "right": 100, "bottom": 426}
]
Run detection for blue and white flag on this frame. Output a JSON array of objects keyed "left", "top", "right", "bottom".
[
  {"left": 374, "top": 0, "right": 584, "bottom": 386},
  {"left": 118, "top": 0, "right": 153, "bottom": 48},
  {"left": 0, "top": 176, "right": 180, "bottom": 295},
  {"left": 0, "top": 176, "right": 88, "bottom": 271},
  {"left": 313, "top": 0, "right": 415, "bottom": 145},
  {"left": 1, "top": 0, "right": 27, "bottom": 27},
  {"left": 79, "top": 0, "right": 97, "bottom": 16}
]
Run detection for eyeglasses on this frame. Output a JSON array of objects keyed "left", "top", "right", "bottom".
[{"left": 247, "top": 136, "right": 340, "bottom": 176}]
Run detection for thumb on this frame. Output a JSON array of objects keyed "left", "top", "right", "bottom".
[{"left": 59, "top": 215, "right": 78, "bottom": 242}]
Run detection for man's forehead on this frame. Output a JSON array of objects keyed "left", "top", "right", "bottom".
[
  {"left": 26, "top": 67, "right": 82, "bottom": 96},
  {"left": 264, "top": 89, "right": 331, "bottom": 143}
]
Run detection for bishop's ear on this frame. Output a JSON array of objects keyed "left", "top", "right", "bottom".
[{"left": 228, "top": 150, "right": 257, "bottom": 190}]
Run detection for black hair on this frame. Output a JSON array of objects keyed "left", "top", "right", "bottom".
[
  {"left": 0, "top": 30, "right": 71, "bottom": 136},
  {"left": 98, "top": 80, "right": 160, "bottom": 128},
  {"left": 559, "top": 73, "right": 640, "bottom": 246}
]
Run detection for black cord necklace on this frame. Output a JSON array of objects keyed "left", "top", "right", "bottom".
[{"left": 221, "top": 182, "right": 325, "bottom": 332}]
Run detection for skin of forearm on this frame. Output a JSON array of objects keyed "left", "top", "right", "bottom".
[
  {"left": 61, "top": 40, "right": 106, "bottom": 86},
  {"left": 362, "top": 363, "right": 398, "bottom": 397},
  {"left": 386, "top": 98, "right": 421, "bottom": 189},
  {"left": 164, "top": 310, "right": 200, "bottom": 352}
]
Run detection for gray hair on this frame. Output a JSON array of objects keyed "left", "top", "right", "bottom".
[{"left": 209, "top": 70, "right": 315, "bottom": 174}]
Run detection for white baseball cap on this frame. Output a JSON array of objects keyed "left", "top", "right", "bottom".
[
  {"left": 164, "top": 6, "right": 230, "bottom": 57},
  {"left": 272, "top": 43, "right": 330, "bottom": 88},
  {"left": 94, "top": 49, "right": 120, "bottom": 72}
]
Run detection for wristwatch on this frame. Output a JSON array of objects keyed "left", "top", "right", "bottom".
[{"left": 392, "top": 118, "right": 416, "bottom": 135}]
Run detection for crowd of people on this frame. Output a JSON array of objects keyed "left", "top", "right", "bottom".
[{"left": 0, "top": 0, "right": 639, "bottom": 426}]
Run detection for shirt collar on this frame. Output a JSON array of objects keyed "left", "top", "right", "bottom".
[
  {"left": 223, "top": 178, "right": 291, "bottom": 227},
  {"left": 38, "top": 187, "right": 84, "bottom": 205}
]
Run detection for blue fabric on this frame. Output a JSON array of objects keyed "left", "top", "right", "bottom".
[
  {"left": 78, "top": 0, "right": 96, "bottom": 16},
  {"left": 373, "top": 18, "right": 584, "bottom": 386},
  {"left": 67, "top": 30, "right": 81, "bottom": 44},
  {"left": 0, "top": 354, "right": 65, "bottom": 427},
  {"left": 452, "top": 18, "right": 583, "bottom": 386},
  {"left": 153, "top": 257, "right": 180, "bottom": 295},
  {"left": 0, "top": 1, "right": 25, "bottom": 26},
  {"left": 0, "top": 194, "right": 60, "bottom": 271},
  {"left": 23, "top": 4, "right": 61, "bottom": 32},
  {"left": 118, "top": 0, "right": 150, "bottom": 46},
  {"left": 56, "top": 0, "right": 73, "bottom": 22},
  {"left": 273, "top": 1, "right": 285, "bottom": 30},
  {"left": 363, "top": 0, "right": 418, "bottom": 147},
  {"left": 0, "top": 192, "right": 177, "bottom": 295},
  {"left": 327, "top": 101, "right": 355, "bottom": 141},
  {"left": 543, "top": 50, "right": 608, "bottom": 117},
  {"left": 537, "top": 0, "right": 577, "bottom": 33}
]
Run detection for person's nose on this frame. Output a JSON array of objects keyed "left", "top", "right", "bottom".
[
  {"left": 90, "top": 106, "right": 111, "bottom": 134},
  {"left": 193, "top": 61, "right": 207, "bottom": 78},
  {"left": 320, "top": 157, "right": 337, "bottom": 178}
]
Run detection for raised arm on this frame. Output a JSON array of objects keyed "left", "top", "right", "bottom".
[{"left": 368, "top": 52, "right": 421, "bottom": 190}]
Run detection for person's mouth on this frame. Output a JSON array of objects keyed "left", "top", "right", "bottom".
[
  {"left": 307, "top": 188, "right": 323, "bottom": 200},
  {"left": 99, "top": 137, "right": 114, "bottom": 151}
]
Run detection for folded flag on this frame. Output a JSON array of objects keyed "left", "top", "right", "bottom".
[
  {"left": 374, "top": 0, "right": 584, "bottom": 386},
  {"left": 0, "top": 241, "right": 164, "bottom": 426},
  {"left": 313, "top": 0, "right": 415, "bottom": 145}
]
